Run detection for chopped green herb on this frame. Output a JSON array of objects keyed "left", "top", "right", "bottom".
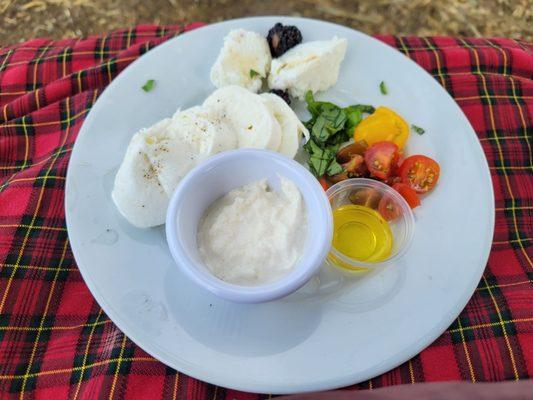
[
  {"left": 343, "top": 104, "right": 375, "bottom": 135},
  {"left": 304, "top": 139, "right": 335, "bottom": 177},
  {"left": 305, "top": 91, "right": 321, "bottom": 116},
  {"left": 412, "top": 124, "right": 425, "bottom": 135},
  {"left": 325, "top": 143, "right": 341, "bottom": 154},
  {"left": 141, "top": 79, "right": 155, "bottom": 92},
  {"left": 311, "top": 108, "right": 347, "bottom": 144},
  {"left": 344, "top": 106, "right": 362, "bottom": 131},
  {"left": 249, "top": 69, "right": 260, "bottom": 78},
  {"left": 305, "top": 91, "right": 340, "bottom": 119},
  {"left": 358, "top": 105, "right": 376, "bottom": 114},
  {"left": 302, "top": 90, "right": 375, "bottom": 178},
  {"left": 326, "top": 159, "right": 344, "bottom": 176},
  {"left": 325, "top": 129, "right": 351, "bottom": 146},
  {"left": 379, "top": 81, "right": 388, "bottom": 95},
  {"left": 305, "top": 91, "right": 317, "bottom": 114}
]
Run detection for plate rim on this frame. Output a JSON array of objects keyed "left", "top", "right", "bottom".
[{"left": 65, "top": 15, "right": 495, "bottom": 394}]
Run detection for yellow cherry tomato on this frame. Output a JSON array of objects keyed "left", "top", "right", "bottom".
[{"left": 353, "top": 106, "right": 409, "bottom": 149}]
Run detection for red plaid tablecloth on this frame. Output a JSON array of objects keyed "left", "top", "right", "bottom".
[{"left": 0, "top": 24, "right": 532, "bottom": 399}]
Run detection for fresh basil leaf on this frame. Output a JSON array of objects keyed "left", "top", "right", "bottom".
[
  {"left": 304, "top": 119, "right": 314, "bottom": 131},
  {"left": 307, "top": 162, "right": 318, "bottom": 177},
  {"left": 325, "top": 142, "right": 341, "bottom": 154},
  {"left": 360, "top": 105, "right": 376, "bottom": 114},
  {"left": 305, "top": 91, "right": 319, "bottom": 116},
  {"left": 326, "top": 159, "right": 344, "bottom": 176},
  {"left": 305, "top": 90, "right": 344, "bottom": 119},
  {"left": 379, "top": 81, "right": 388, "bottom": 95},
  {"left": 303, "top": 138, "right": 322, "bottom": 155},
  {"left": 412, "top": 124, "right": 425, "bottom": 135},
  {"left": 141, "top": 79, "right": 155, "bottom": 92},
  {"left": 343, "top": 104, "right": 376, "bottom": 135},
  {"left": 309, "top": 149, "right": 335, "bottom": 177},
  {"left": 324, "top": 107, "right": 347, "bottom": 131},
  {"left": 344, "top": 106, "right": 362, "bottom": 134},
  {"left": 325, "top": 130, "right": 349, "bottom": 146},
  {"left": 309, "top": 156, "right": 328, "bottom": 177},
  {"left": 304, "top": 139, "right": 338, "bottom": 177},
  {"left": 311, "top": 115, "right": 331, "bottom": 143},
  {"left": 345, "top": 104, "right": 375, "bottom": 115},
  {"left": 316, "top": 102, "right": 343, "bottom": 118},
  {"left": 311, "top": 107, "right": 348, "bottom": 143},
  {"left": 303, "top": 96, "right": 375, "bottom": 177},
  {"left": 249, "top": 69, "right": 260, "bottom": 78}
]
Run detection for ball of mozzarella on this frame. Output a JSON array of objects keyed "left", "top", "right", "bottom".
[
  {"left": 203, "top": 85, "right": 282, "bottom": 151},
  {"left": 260, "top": 92, "right": 309, "bottom": 159},
  {"left": 268, "top": 37, "right": 347, "bottom": 99},
  {"left": 112, "top": 108, "right": 237, "bottom": 228},
  {"left": 112, "top": 87, "right": 308, "bottom": 229},
  {"left": 210, "top": 29, "right": 272, "bottom": 93}
]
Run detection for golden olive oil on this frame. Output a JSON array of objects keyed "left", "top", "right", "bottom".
[{"left": 332, "top": 204, "right": 393, "bottom": 263}]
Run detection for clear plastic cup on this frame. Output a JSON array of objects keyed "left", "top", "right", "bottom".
[{"left": 325, "top": 178, "right": 415, "bottom": 273}]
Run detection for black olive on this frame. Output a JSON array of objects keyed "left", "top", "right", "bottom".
[{"left": 267, "top": 23, "right": 303, "bottom": 58}]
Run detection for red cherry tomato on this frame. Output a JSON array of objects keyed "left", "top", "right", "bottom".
[
  {"left": 392, "top": 151, "right": 405, "bottom": 177},
  {"left": 364, "top": 141, "right": 399, "bottom": 180},
  {"left": 341, "top": 154, "right": 369, "bottom": 177},
  {"left": 349, "top": 188, "right": 382, "bottom": 209},
  {"left": 399, "top": 155, "right": 440, "bottom": 193},
  {"left": 318, "top": 177, "right": 330, "bottom": 191},
  {"left": 378, "top": 195, "right": 402, "bottom": 221},
  {"left": 384, "top": 175, "right": 402, "bottom": 186},
  {"left": 392, "top": 183, "right": 421, "bottom": 209},
  {"left": 336, "top": 141, "right": 369, "bottom": 163}
]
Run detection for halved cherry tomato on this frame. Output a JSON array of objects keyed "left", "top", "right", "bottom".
[
  {"left": 349, "top": 188, "right": 382, "bottom": 209},
  {"left": 336, "top": 140, "right": 368, "bottom": 163},
  {"left": 342, "top": 154, "right": 369, "bottom": 177},
  {"left": 392, "top": 151, "right": 405, "bottom": 176},
  {"left": 318, "top": 177, "right": 330, "bottom": 191},
  {"left": 364, "top": 141, "right": 399, "bottom": 180},
  {"left": 329, "top": 153, "right": 369, "bottom": 184},
  {"left": 384, "top": 175, "right": 402, "bottom": 186},
  {"left": 378, "top": 195, "right": 401, "bottom": 221},
  {"left": 342, "top": 154, "right": 364, "bottom": 172},
  {"left": 392, "top": 183, "right": 421, "bottom": 209},
  {"left": 399, "top": 155, "right": 440, "bottom": 193},
  {"left": 328, "top": 172, "right": 349, "bottom": 184}
]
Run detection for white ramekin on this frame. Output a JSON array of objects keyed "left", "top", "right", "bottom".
[{"left": 165, "top": 149, "right": 333, "bottom": 303}]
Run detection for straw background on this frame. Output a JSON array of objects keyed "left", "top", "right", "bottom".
[{"left": 0, "top": 0, "right": 531, "bottom": 45}]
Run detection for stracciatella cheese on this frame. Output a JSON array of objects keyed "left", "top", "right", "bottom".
[{"left": 197, "top": 177, "right": 307, "bottom": 286}]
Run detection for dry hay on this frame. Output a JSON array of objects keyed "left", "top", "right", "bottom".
[{"left": 1, "top": 0, "right": 531, "bottom": 45}]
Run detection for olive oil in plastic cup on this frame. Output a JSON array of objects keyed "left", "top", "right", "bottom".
[{"left": 325, "top": 178, "right": 415, "bottom": 272}]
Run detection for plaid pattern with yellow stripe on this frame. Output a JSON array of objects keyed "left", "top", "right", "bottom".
[{"left": 0, "top": 26, "right": 531, "bottom": 399}]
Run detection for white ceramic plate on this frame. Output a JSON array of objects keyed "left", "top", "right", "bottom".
[{"left": 65, "top": 17, "right": 494, "bottom": 394}]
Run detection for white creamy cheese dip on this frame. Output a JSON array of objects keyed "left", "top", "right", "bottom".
[{"left": 197, "top": 177, "right": 307, "bottom": 286}]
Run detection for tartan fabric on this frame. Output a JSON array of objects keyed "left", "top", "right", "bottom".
[{"left": 0, "top": 23, "right": 532, "bottom": 399}]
